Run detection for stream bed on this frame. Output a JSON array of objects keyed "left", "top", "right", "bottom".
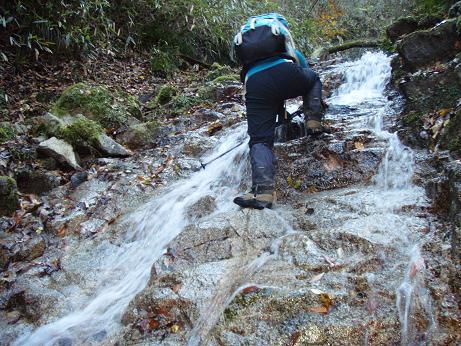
[{"left": 3, "top": 51, "right": 460, "bottom": 345}]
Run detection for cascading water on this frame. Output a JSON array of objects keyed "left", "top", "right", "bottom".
[
  {"left": 13, "top": 51, "right": 441, "bottom": 346},
  {"left": 330, "top": 51, "right": 437, "bottom": 344},
  {"left": 15, "top": 125, "right": 250, "bottom": 345}
]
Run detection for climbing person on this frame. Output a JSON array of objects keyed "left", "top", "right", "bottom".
[{"left": 232, "top": 13, "right": 324, "bottom": 210}]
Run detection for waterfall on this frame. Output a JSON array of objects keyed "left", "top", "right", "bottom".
[{"left": 15, "top": 125, "right": 249, "bottom": 345}]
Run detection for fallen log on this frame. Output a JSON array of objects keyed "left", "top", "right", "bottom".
[{"left": 312, "top": 39, "right": 382, "bottom": 59}]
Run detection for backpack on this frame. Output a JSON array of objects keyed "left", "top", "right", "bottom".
[{"left": 232, "top": 13, "right": 296, "bottom": 66}]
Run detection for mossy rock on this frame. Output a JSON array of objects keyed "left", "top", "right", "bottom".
[
  {"left": 169, "top": 94, "right": 201, "bottom": 115},
  {"left": 57, "top": 116, "right": 103, "bottom": 149},
  {"left": 153, "top": 84, "right": 178, "bottom": 106},
  {"left": 0, "top": 122, "right": 15, "bottom": 144},
  {"left": 116, "top": 121, "right": 161, "bottom": 149},
  {"left": 0, "top": 176, "right": 19, "bottom": 217},
  {"left": 206, "top": 63, "right": 234, "bottom": 81},
  {"left": 198, "top": 83, "right": 218, "bottom": 102},
  {"left": 51, "top": 83, "right": 141, "bottom": 131},
  {"left": 212, "top": 74, "right": 240, "bottom": 83},
  {"left": 150, "top": 48, "right": 179, "bottom": 77}
]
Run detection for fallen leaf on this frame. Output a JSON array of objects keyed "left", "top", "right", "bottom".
[
  {"left": 307, "top": 305, "right": 329, "bottom": 314},
  {"left": 148, "top": 319, "right": 159, "bottom": 330},
  {"left": 319, "top": 293, "right": 333, "bottom": 310},
  {"left": 310, "top": 272, "right": 325, "bottom": 283},
  {"left": 354, "top": 141, "right": 365, "bottom": 151},
  {"left": 57, "top": 225, "right": 66, "bottom": 237},
  {"left": 171, "top": 324, "right": 180, "bottom": 333},
  {"left": 242, "top": 285, "right": 259, "bottom": 294}
]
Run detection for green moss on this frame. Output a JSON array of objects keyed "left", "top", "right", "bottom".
[
  {"left": 223, "top": 307, "right": 238, "bottom": 322},
  {"left": 118, "top": 121, "right": 160, "bottom": 149},
  {"left": 441, "top": 110, "right": 461, "bottom": 155},
  {"left": 206, "top": 63, "right": 234, "bottom": 81},
  {"left": 212, "top": 74, "right": 240, "bottom": 83},
  {"left": 0, "top": 176, "right": 19, "bottom": 217},
  {"left": 378, "top": 37, "right": 396, "bottom": 53},
  {"left": 51, "top": 83, "right": 141, "bottom": 130},
  {"left": 58, "top": 117, "right": 103, "bottom": 147},
  {"left": 0, "top": 123, "right": 15, "bottom": 143},
  {"left": 9, "top": 147, "right": 35, "bottom": 162},
  {"left": 287, "top": 175, "right": 302, "bottom": 190},
  {"left": 402, "top": 111, "right": 424, "bottom": 127},
  {"left": 170, "top": 94, "right": 200, "bottom": 114},
  {"left": 150, "top": 48, "right": 179, "bottom": 77},
  {"left": 197, "top": 83, "right": 217, "bottom": 102},
  {"left": 155, "top": 84, "right": 178, "bottom": 106}
]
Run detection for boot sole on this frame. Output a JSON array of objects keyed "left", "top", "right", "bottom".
[{"left": 233, "top": 198, "right": 272, "bottom": 210}]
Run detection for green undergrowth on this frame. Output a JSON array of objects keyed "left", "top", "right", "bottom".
[
  {"left": 51, "top": 83, "right": 141, "bottom": 130},
  {"left": 206, "top": 63, "right": 234, "bottom": 81},
  {"left": 0, "top": 123, "right": 15, "bottom": 143}
]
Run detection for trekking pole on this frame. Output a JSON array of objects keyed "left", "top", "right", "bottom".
[{"left": 199, "top": 140, "right": 247, "bottom": 170}]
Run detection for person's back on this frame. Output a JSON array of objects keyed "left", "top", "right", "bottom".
[{"left": 232, "top": 13, "right": 324, "bottom": 209}]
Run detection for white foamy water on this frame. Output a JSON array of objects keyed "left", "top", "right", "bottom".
[
  {"left": 15, "top": 125, "right": 249, "bottom": 345},
  {"left": 328, "top": 51, "right": 436, "bottom": 344},
  {"left": 330, "top": 51, "right": 392, "bottom": 105}
]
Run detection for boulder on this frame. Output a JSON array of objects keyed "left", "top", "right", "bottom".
[
  {"left": 70, "top": 171, "right": 88, "bottom": 189},
  {"left": 37, "top": 137, "right": 82, "bottom": 170},
  {"left": 50, "top": 83, "right": 142, "bottom": 131},
  {"left": 397, "top": 18, "right": 461, "bottom": 71},
  {"left": 16, "top": 168, "right": 61, "bottom": 195},
  {"left": 399, "top": 62, "right": 461, "bottom": 115},
  {"left": 95, "top": 133, "right": 132, "bottom": 157},
  {"left": 386, "top": 17, "right": 419, "bottom": 42},
  {"left": 116, "top": 122, "right": 160, "bottom": 149},
  {"left": 0, "top": 176, "right": 19, "bottom": 217}
]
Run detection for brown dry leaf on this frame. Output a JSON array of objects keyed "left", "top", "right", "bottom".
[
  {"left": 354, "top": 141, "right": 365, "bottom": 151},
  {"left": 307, "top": 305, "right": 329, "bottom": 314},
  {"left": 57, "top": 225, "right": 67, "bottom": 237},
  {"left": 320, "top": 293, "right": 333, "bottom": 310},
  {"left": 207, "top": 122, "right": 223, "bottom": 136},
  {"left": 324, "top": 155, "right": 341, "bottom": 172},
  {"left": 148, "top": 319, "right": 159, "bottom": 330},
  {"left": 437, "top": 108, "right": 451, "bottom": 117},
  {"left": 242, "top": 285, "right": 259, "bottom": 294}
]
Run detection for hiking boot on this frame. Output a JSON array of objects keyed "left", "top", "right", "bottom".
[
  {"left": 233, "top": 189, "right": 275, "bottom": 210},
  {"left": 305, "top": 119, "right": 325, "bottom": 136}
]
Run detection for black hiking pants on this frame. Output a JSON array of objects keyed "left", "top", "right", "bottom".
[{"left": 245, "top": 61, "right": 322, "bottom": 191}]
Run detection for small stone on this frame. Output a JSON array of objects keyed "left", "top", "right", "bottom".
[
  {"left": 70, "top": 172, "right": 88, "bottom": 189},
  {"left": 95, "top": 133, "right": 132, "bottom": 157},
  {"left": 37, "top": 137, "right": 82, "bottom": 170}
]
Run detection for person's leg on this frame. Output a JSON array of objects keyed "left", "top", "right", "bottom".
[
  {"left": 269, "top": 63, "right": 324, "bottom": 134},
  {"left": 234, "top": 70, "right": 279, "bottom": 209}
]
